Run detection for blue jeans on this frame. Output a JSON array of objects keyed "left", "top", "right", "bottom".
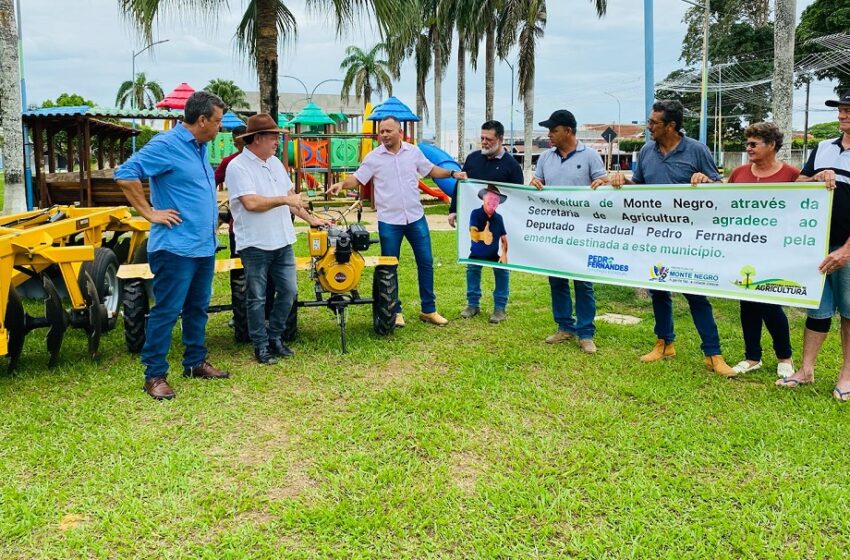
[
  {"left": 378, "top": 216, "right": 436, "bottom": 314},
  {"left": 142, "top": 251, "right": 215, "bottom": 380},
  {"left": 650, "top": 289, "right": 721, "bottom": 356},
  {"left": 239, "top": 245, "right": 297, "bottom": 349},
  {"left": 549, "top": 276, "right": 596, "bottom": 339},
  {"left": 467, "top": 264, "right": 509, "bottom": 310},
  {"left": 809, "top": 244, "right": 850, "bottom": 319}
]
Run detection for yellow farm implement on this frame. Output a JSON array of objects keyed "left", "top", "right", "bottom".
[{"left": 0, "top": 205, "right": 148, "bottom": 370}]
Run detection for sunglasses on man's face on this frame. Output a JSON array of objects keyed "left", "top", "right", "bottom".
[{"left": 745, "top": 141, "right": 764, "bottom": 149}]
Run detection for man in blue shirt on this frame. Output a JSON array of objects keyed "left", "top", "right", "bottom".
[
  {"left": 611, "top": 99, "right": 736, "bottom": 376},
  {"left": 449, "top": 120, "right": 524, "bottom": 323},
  {"left": 116, "top": 91, "right": 230, "bottom": 400},
  {"left": 531, "top": 110, "right": 609, "bottom": 354}
]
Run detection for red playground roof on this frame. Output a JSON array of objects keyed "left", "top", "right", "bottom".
[{"left": 156, "top": 82, "right": 196, "bottom": 109}]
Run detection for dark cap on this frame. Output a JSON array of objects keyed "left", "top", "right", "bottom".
[
  {"left": 825, "top": 88, "right": 850, "bottom": 107},
  {"left": 538, "top": 110, "right": 577, "bottom": 130}
]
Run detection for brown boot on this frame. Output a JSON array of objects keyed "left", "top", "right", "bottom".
[
  {"left": 143, "top": 377, "right": 175, "bottom": 400},
  {"left": 705, "top": 355, "right": 737, "bottom": 377},
  {"left": 183, "top": 361, "right": 230, "bottom": 379},
  {"left": 640, "top": 339, "right": 676, "bottom": 362}
]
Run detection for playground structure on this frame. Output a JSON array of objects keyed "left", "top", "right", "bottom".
[{"left": 6, "top": 93, "right": 462, "bottom": 369}]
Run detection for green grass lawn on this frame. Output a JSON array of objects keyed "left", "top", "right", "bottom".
[{"left": 1, "top": 231, "right": 849, "bottom": 558}]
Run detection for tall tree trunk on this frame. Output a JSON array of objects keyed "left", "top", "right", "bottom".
[
  {"left": 256, "top": 0, "right": 278, "bottom": 121},
  {"left": 522, "top": 78, "right": 534, "bottom": 179},
  {"left": 434, "top": 38, "right": 442, "bottom": 148},
  {"left": 485, "top": 23, "right": 495, "bottom": 121},
  {"left": 416, "top": 83, "right": 424, "bottom": 143},
  {"left": 772, "top": 0, "right": 796, "bottom": 161},
  {"left": 457, "top": 40, "right": 466, "bottom": 161},
  {"left": 0, "top": 0, "right": 26, "bottom": 213},
  {"left": 364, "top": 81, "right": 372, "bottom": 106}
]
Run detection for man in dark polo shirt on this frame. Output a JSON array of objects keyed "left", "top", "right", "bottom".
[
  {"left": 778, "top": 88, "right": 850, "bottom": 400},
  {"left": 611, "top": 99, "right": 736, "bottom": 377},
  {"left": 449, "top": 120, "right": 524, "bottom": 323}
]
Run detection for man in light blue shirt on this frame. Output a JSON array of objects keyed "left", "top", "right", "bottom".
[
  {"left": 531, "top": 110, "right": 609, "bottom": 354},
  {"left": 116, "top": 91, "right": 230, "bottom": 400}
]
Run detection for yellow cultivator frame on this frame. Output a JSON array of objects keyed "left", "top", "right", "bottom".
[{"left": 0, "top": 205, "right": 148, "bottom": 369}]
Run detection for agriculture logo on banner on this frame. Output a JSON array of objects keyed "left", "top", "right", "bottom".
[{"left": 455, "top": 179, "right": 832, "bottom": 308}]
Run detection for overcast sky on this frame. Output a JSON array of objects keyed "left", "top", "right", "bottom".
[{"left": 18, "top": 0, "right": 838, "bottom": 133}]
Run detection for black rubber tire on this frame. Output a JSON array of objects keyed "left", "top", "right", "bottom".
[
  {"left": 111, "top": 235, "right": 131, "bottom": 265},
  {"left": 281, "top": 298, "right": 298, "bottom": 342},
  {"left": 230, "top": 269, "right": 251, "bottom": 343},
  {"left": 122, "top": 237, "right": 150, "bottom": 353},
  {"left": 78, "top": 247, "right": 120, "bottom": 332},
  {"left": 122, "top": 279, "right": 148, "bottom": 354},
  {"left": 372, "top": 265, "right": 398, "bottom": 335}
]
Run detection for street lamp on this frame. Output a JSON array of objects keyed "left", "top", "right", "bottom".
[
  {"left": 280, "top": 75, "right": 309, "bottom": 97},
  {"left": 310, "top": 78, "right": 343, "bottom": 99},
  {"left": 131, "top": 38, "right": 169, "bottom": 152},
  {"left": 505, "top": 60, "right": 515, "bottom": 149}
]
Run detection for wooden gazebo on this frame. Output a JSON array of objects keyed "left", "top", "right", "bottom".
[{"left": 22, "top": 106, "right": 178, "bottom": 208}]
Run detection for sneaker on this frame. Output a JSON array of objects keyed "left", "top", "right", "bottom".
[
  {"left": 395, "top": 314, "right": 405, "bottom": 328},
  {"left": 639, "top": 339, "right": 676, "bottom": 362},
  {"left": 489, "top": 309, "right": 506, "bottom": 324},
  {"left": 545, "top": 330, "right": 574, "bottom": 344},
  {"left": 704, "top": 355, "right": 737, "bottom": 377},
  {"left": 732, "top": 360, "right": 762, "bottom": 374},
  {"left": 776, "top": 362, "right": 794, "bottom": 378},
  {"left": 460, "top": 306, "right": 480, "bottom": 319},
  {"left": 419, "top": 311, "right": 449, "bottom": 326},
  {"left": 579, "top": 338, "right": 597, "bottom": 354}
]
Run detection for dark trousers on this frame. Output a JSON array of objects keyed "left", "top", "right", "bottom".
[{"left": 739, "top": 300, "right": 792, "bottom": 361}]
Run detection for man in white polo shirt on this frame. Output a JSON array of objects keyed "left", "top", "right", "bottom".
[
  {"left": 226, "top": 114, "right": 328, "bottom": 364},
  {"left": 329, "top": 116, "right": 467, "bottom": 327}
]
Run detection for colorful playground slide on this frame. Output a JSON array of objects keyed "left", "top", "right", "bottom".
[{"left": 417, "top": 143, "right": 461, "bottom": 199}]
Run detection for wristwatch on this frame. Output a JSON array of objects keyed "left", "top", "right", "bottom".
[{"left": 450, "top": 170, "right": 457, "bottom": 179}]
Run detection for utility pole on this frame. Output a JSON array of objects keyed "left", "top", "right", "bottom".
[{"left": 644, "top": 0, "right": 654, "bottom": 127}]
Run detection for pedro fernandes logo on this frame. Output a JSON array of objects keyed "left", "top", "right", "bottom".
[
  {"left": 649, "top": 262, "right": 669, "bottom": 282},
  {"left": 587, "top": 255, "right": 629, "bottom": 273},
  {"left": 733, "top": 265, "right": 808, "bottom": 295}
]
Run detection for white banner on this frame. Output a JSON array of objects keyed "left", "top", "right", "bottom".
[{"left": 456, "top": 180, "right": 833, "bottom": 308}]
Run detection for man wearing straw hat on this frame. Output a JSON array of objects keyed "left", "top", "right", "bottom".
[{"left": 227, "top": 114, "right": 330, "bottom": 365}]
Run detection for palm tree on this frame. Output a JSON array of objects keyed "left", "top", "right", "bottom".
[
  {"left": 454, "top": 0, "right": 484, "bottom": 161},
  {"left": 339, "top": 43, "right": 394, "bottom": 106},
  {"left": 115, "top": 72, "right": 165, "bottom": 110},
  {"left": 498, "top": 0, "right": 606, "bottom": 175},
  {"left": 384, "top": 23, "right": 432, "bottom": 143},
  {"left": 119, "top": 1, "right": 416, "bottom": 121},
  {"left": 773, "top": 0, "right": 796, "bottom": 161},
  {"left": 204, "top": 78, "right": 249, "bottom": 109},
  {"left": 0, "top": 0, "right": 25, "bottom": 212}
]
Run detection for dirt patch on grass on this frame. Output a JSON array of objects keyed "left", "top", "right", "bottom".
[
  {"left": 268, "top": 461, "right": 318, "bottom": 500},
  {"left": 450, "top": 449, "right": 484, "bottom": 494},
  {"left": 58, "top": 513, "right": 88, "bottom": 532},
  {"left": 362, "top": 357, "right": 418, "bottom": 386}
]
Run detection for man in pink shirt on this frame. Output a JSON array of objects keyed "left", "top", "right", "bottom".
[{"left": 330, "top": 116, "right": 467, "bottom": 326}]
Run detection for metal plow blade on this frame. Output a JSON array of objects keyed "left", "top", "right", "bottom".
[{"left": 43, "top": 276, "right": 70, "bottom": 368}]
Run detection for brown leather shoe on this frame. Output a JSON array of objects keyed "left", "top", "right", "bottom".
[
  {"left": 640, "top": 339, "right": 676, "bottom": 362},
  {"left": 143, "top": 377, "right": 175, "bottom": 400},
  {"left": 183, "top": 361, "right": 230, "bottom": 379}
]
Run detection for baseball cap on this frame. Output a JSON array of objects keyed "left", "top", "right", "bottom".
[{"left": 538, "top": 110, "right": 577, "bottom": 130}]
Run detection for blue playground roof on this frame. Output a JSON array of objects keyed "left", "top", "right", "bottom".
[
  {"left": 368, "top": 96, "right": 420, "bottom": 122},
  {"left": 221, "top": 111, "right": 245, "bottom": 131}
]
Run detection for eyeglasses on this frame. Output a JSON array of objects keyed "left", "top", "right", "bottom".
[
  {"left": 745, "top": 141, "right": 764, "bottom": 148},
  {"left": 647, "top": 118, "right": 666, "bottom": 127}
]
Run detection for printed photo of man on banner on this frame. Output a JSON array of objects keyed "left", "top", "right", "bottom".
[{"left": 454, "top": 178, "right": 833, "bottom": 309}]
